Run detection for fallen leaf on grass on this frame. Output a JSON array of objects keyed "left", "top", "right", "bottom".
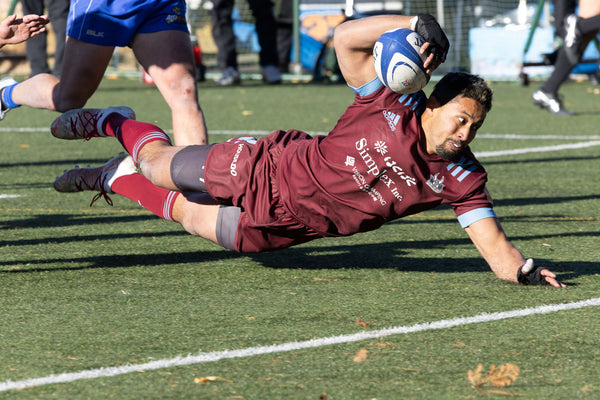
[
  {"left": 313, "top": 277, "right": 336, "bottom": 282},
  {"left": 356, "top": 318, "right": 371, "bottom": 327},
  {"left": 194, "top": 376, "right": 233, "bottom": 383},
  {"left": 468, "top": 363, "right": 519, "bottom": 389},
  {"left": 353, "top": 348, "right": 368, "bottom": 363},
  {"left": 487, "top": 364, "right": 520, "bottom": 387}
]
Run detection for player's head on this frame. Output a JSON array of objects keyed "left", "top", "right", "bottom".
[
  {"left": 430, "top": 72, "right": 493, "bottom": 113},
  {"left": 422, "top": 73, "right": 492, "bottom": 162}
]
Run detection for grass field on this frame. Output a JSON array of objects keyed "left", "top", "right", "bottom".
[{"left": 0, "top": 76, "right": 599, "bottom": 399}]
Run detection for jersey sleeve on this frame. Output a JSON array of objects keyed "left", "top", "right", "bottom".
[{"left": 451, "top": 186, "right": 496, "bottom": 228}]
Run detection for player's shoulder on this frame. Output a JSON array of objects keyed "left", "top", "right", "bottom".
[
  {"left": 443, "top": 151, "right": 487, "bottom": 187},
  {"left": 351, "top": 77, "right": 427, "bottom": 113}
]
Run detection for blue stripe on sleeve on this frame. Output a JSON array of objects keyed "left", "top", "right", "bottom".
[
  {"left": 457, "top": 207, "right": 497, "bottom": 228},
  {"left": 350, "top": 77, "right": 383, "bottom": 96}
]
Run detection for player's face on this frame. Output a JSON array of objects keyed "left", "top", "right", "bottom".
[{"left": 424, "top": 95, "right": 486, "bottom": 162}]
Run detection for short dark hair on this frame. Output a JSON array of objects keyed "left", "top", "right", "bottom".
[{"left": 430, "top": 72, "right": 493, "bottom": 113}]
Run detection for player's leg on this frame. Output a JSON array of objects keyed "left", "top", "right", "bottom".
[
  {"left": 7, "top": 38, "right": 113, "bottom": 111},
  {"left": 51, "top": 107, "right": 210, "bottom": 192},
  {"left": 54, "top": 154, "right": 223, "bottom": 246},
  {"left": 132, "top": 30, "right": 208, "bottom": 146},
  {"left": 47, "top": 0, "right": 69, "bottom": 76},
  {"left": 21, "top": 0, "right": 50, "bottom": 76},
  {"left": 247, "top": 0, "right": 282, "bottom": 83},
  {"left": 563, "top": 0, "right": 600, "bottom": 64},
  {"left": 211, "top": 0, "right": 241, "bottom": 85},
  {"left": 578, "top": 0, "right": 600, "bottom": 19}
]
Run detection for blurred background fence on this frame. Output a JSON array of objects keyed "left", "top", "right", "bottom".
[{"left": 1, "top": 0, "right": 598, "bottom": 81}]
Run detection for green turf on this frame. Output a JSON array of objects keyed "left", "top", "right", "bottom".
[{"left": 0, "top": 77, "right": 599, "bottom": 399}]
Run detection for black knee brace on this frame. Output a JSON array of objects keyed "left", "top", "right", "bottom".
[{"left": 170, "top": 144, "right": 215, "bottom": 192}]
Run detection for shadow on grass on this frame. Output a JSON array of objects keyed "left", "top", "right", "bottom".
[
  {"left": 0, "top": 157, "right": 126, "bottom": 170},
  {"left": 1, "top": 232, "right": 595, "bottom": 284},
  {"left": 1, "top": 204, "right": 597, "bottom": 283}
]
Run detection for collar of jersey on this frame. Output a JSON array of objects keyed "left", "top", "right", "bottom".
[{"left": 350, "top": 77, "right": 383, "bottom": 97}]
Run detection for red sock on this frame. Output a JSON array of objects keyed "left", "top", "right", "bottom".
[
  {"left": 111, "top": 173, "right": 180, "bottom": 221},
  {"left": 104, "top": 114, "right": 172, "bottom": 164}
]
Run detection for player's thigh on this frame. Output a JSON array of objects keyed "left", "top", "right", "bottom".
[
  {"left": 578, "top": 0, "right": 600, "bottom": 18},
  {"left": 132, "top": 30, "right": 196, "bottom": 84},
  {"left": 55, "top": 38, "right": 114, "bottom": 108}
]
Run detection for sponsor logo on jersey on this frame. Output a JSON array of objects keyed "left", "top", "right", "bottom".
[
  {"left": 374, "top": 140, "right": 388, "bottom": 155},
  {"left": 166, "top": 6, "right": 186, "bottom": 24},
  {"left": 382, "top": 110, "right": 400, "bottom": 131},
  {"left": 345, "top": 156, "right": 355, "bottom": 167},
  {"left": 426, "top": 173, "right": 445, "bottom": 194},
  {"left": 354, "top": 138, "right": 417, "bottom": 186},
  {"left": 383, "top": 156, "right": 417, "bottom": 187},
  {"left": 229, "top": 143, "right": 245, "bottom": 176}
]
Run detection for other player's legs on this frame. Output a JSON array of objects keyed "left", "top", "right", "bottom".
[
  {"left": 3, "top": 38, "right": 114, "bottom": 115},
  {"left": 132, "top": 30, "right": 209, "bottom": 146}
]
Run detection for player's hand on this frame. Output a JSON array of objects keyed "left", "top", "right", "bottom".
[
  {"left": 517, "top": 259, "right": 566, "bottom": 287},
  {"left": 413, "top": 13, "right": 449, "bottom": 70},
  {"left": 0, "top": 14, "right": 49, "bottom": 46}
]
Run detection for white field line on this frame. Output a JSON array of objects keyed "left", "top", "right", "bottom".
[
  {"left": 474, "top": 140, "right": 600, "bottom": 159},
  {"left": 1, "top": 297, "right": 599, "bottom": 392},
  {"left": 2, "top": 127, "right": 600, "bottom": 141},
  {"left": 0, "top": 194, "right": 22, "bottom": 199}
]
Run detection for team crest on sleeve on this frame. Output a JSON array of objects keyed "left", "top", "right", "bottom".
[{"left": 426, "top": 173, "right": 445, "bottom": 193}]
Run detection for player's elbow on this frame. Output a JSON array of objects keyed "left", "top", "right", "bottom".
[{"left": 333, "top": 23, "right": 352, "bottom": 53}]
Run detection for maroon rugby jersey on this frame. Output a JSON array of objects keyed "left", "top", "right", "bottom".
[
  {"left": 204, "top": 83, "right": 494, "bottom": 251},
  {"left": 275, "top": 85, "right": 493, "bottom": 237}
]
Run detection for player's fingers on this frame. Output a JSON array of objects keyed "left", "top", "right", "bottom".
[
  {"left": 540, "top": 269, "right": 557, "bottom": 278},
  {"left": 422, "top": 52, "right": 438, "bottom": 73},
  {"left": 546, "top": 277, "right": 566, "bottom": 288},
  {"left": 540, "top": 270, "right": 565, "bottom": 287}
]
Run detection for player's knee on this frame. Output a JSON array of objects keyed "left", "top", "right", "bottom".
[
  {"left": 157, "top": 68, "right": 197, "bottom": 103},
  {"left": 137, "top": 155, "right": 166, "bottom": 187}
]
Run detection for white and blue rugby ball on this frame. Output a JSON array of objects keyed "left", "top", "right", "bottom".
[{"left": 373, "top": 28, "right": 430, "bottom": 94}]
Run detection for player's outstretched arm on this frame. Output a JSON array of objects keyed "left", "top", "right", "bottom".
[
  {"left": 0, "top": 14, "right": 49, "bottom": 48},
  {"left": 464, "top": 217, "right": 565, "bottom": 287},
  {"left": 333, "top": 14, "right": 448, "bottom": 88}
]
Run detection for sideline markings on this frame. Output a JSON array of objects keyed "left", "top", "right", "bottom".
[{"left": 1, "top": 297, "right": 599, "bottom": 392}]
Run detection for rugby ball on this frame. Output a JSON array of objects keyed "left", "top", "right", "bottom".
[{"left": 373, "top": 28, "right": 430, "bottom": 94}]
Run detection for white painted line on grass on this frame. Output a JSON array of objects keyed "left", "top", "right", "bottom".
[
  {"left": 1, "top": 297, "right": 599, "bottom": 392},
  {"left": 2, "top": 127, "right": 600, "bottom": 141},
  {"left": 475, "top": 140, "right": 600, "bottom": 158},
  {"left": 478, "top": 133, "right": 600, "bottom": 140},
  {"left": 0, "top": 194, "right": 22, "bottom": 199}
]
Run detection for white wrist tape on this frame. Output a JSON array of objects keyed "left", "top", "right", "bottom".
[{"left": 410, "top": 16, "right": 418, "bottom": 31}]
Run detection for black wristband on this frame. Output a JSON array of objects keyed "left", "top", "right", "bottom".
[{"left": 517, "top": 264, "right": 550, "bottom": 286}]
